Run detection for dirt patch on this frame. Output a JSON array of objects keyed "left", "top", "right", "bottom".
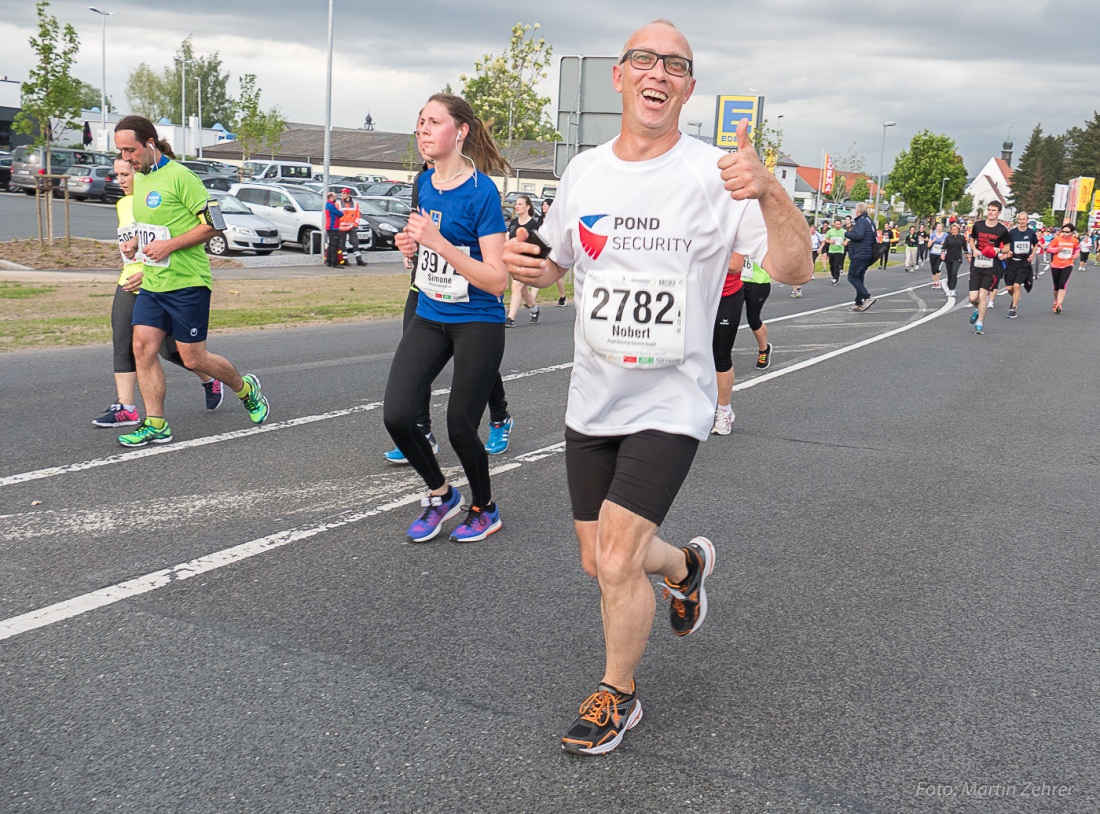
[{"left": 0, "top": 238, "right": 243, "bottom": 270}]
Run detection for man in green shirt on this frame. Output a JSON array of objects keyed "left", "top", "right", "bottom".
[
  {"left": 113, "top": 115, "right": 270, "bottom": 447},
  {"left": 825, "top": 218, "right": 846, "bottom": 284}
]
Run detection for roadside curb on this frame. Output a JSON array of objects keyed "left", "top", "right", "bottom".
[{"left": 0, "top": 259, "right": 32, "bottom": 271}]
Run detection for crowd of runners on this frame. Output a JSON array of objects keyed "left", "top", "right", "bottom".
[
  {"left": 800, "top": 204, "right": 1094, "bottom": 335},
  {"left": 87, "top": 17, "right": 1096, "bottom": 757}
]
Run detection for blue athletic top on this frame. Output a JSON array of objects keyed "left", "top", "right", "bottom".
[
  {"left": 324, "top": 201, "right": 342, "bottom": 231},
  {"left": 414, "top": 169, "right": 507, "bottom": 324}
]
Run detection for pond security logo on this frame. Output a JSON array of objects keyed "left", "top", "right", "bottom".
[
  {"left": 579, "top": 215, "right": 610, "bottom": 259},
  {"left": 580, "top": 215, "right": 694, "bottom": 261}
]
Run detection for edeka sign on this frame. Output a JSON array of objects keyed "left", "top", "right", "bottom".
[{"left": 714, "top": 95, "right": 763, "bottom": 149}]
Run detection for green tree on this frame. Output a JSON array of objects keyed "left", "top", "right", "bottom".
[
  {"left": 233, "top": 73, "right": 286, "bottom": 161},
  {"left": 751, "top": 118, "right": 784, "bottom": 177},
  {"left": 824, "top": 174, "right": 848, "bottom": 205},
  {"left": 125, "top": 38, "right": 234, "bottom": 128},
  {"left": 886, "top": 130, "right": 968, "bottom": 220},
  {"left": 1011, "top": 125, "right": 1070, "bottom": 213},
  {"left": 956, "top": 192, "right": 974, "bottom": 217},
  {"left": 401, "top": 134, "right": 421, "bottom": 178},
  {"left": 848, "top": 178, "right": 870, "bottom": 203},
  {"left": 71, "top": 78, "right": 112, "bottom": 112},
  {"left": 15, "top": 1, "right": 81, "bottom": 162},
  {"left": 460, "top": 22, "right": 560, "bottom": 153},
  {"left": 1067, "top": 111, "right": 1100, "bottom": 183},
  {"left": 819, "top": 144, "right": 868, "bottom": 206},
  {"left": 833, "top": 143, "right": 867, "bottom": 175},
  {"left": 1011, "top": 124, "right": 1050, "bottom": 213}
]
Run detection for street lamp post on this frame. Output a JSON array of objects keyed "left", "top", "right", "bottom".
[
  {"left": 874, "top": 121, "right": 896, "bottom": 224},
  {"left": 175, "top": 57, "right": 187, "bottom": 159},
  {"left": 88, "top": 7, "right": 115, "bottom": 145},
  {"left": 194, "top": 77, "right": 203, "bottom": 158},
  {"left": 938, "top": 176, "right": 950, "bottom": 219}
]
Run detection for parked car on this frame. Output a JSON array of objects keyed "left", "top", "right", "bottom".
[
  {"left": 103, "top": 170, "right": 123, "bottom": 203},
  {"left": 0, "top": 155, "right": 11, "bottom": 191},
  {"left": 362, "top": 181, "right": 412, "bottom": 199},
  {"left": 359, "top": 195, "right": 412, "bottom": 218},
  {"left": 8, "top": 146, "right": 114, "bottom": 194},
  {"left": 240, "top": 159, "right": 314, "bottom": 184},
  {"left": 353, "top": 174, "right": 389, "bottom": 184},
  {"left": 61, "top": 164, "right": 115, "bottom": 201},
  {"left": 324, "top": 182, "right": 375, "bottom": 197},
  {"left": 229, "top": 182, "right": 371, "bottom": 253},
  {"left": 354, "top": 197, "right": 408, "bottom": 249},
  {"left": 200, "top": 175, "right": 235, "bottom": 192},
  {"left": 205, "top": 191, "right": 282, "bottom": 256},
  {"left": 180, "top": 159, "right": 238, "bottom": 176}
]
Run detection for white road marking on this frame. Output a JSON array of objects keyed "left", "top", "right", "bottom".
[
  {"left": 735, "top": 290, "right": 956, "bottom": 392},
  {"left": 0, "top": 452, "right": 544, "bottom": 641},
  {"left": 0, "top": 282, "right": 961, "bottom": 641},
  {"left": 0, "top": 363, "right": 574, "bottom": 488}
]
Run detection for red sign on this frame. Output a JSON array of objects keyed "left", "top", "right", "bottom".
[{"left": 823, "top": 154, "right": 835, "bottom": 195}]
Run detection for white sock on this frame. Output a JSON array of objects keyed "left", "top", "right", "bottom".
[{"left": 717, "top": 403, "right": 733, "bottom": 415}]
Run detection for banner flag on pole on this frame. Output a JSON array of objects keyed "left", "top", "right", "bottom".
[{"left": 823, "top": 153, "right": 834, "bottom": 194}]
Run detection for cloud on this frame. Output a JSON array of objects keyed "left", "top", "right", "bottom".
[{"left": 3, "top": 0, "right": 1096, "bottom": 178}]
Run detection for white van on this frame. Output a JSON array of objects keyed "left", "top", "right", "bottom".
[{"left": 241, "top": 159, "right": 314, "bottom": 184}]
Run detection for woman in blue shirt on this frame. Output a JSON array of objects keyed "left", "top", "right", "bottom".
[{"left": 383, "top": 93, "right": 511, "bottom": 543}]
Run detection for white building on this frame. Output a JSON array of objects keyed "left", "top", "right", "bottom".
[{"left": 965, "top": 140, "right": 1015, "bottom": 218}]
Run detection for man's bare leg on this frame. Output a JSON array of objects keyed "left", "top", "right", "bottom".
[
  {"left": 576, "top": 502, "right": 688, "bottom": 692},
  {"left": 132, "top": 325, "right": 169, "bottom": 416},
  {"left": 175, "top": 341, "right": 245, "bottom": 394}
]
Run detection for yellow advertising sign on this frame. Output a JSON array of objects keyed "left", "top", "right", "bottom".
[
  {"left": 714, "top": 95, "right": 763, "bottom": 149},
  {"left": 1093, "top": 190, "right": 1100, "bottom": 210},
  {"left": 1076, "top": 177, "right": 1095, "bottom": 211}
]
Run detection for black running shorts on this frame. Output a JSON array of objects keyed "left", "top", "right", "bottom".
[
  {"left": 565, "top": 427, "right": 699, "bottom": 526},
  {"left": 1003, "top": 259, "right": 1031, "bottom": 287},
  {"left": 968, "top": 265, "right": 996, "bottom": 292}
]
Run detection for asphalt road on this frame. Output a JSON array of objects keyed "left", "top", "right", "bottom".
[{"left": 2, "top": 263, "right": 1098, "bottom": 813}]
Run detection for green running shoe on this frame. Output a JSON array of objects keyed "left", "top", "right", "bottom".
[
  {"left": 118, "top": 418, "right": 173, "bottom": 448},
  {"left": 240, "top": 373, "right": 269, "bottom": 424}
]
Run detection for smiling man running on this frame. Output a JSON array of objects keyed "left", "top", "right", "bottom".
[{"left": 505, "top": 19, "right": 811, "bottom": 755}]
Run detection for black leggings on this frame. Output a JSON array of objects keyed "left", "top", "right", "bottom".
[
  {"left": 930, "top": 255, "right": 943, "bottom": 276},
  {"left": 828, "top": 252, "right": 844, "bottom": 281},
  {"left": 325, "top": 230, "right": 345, "bottom": 265},
  {"left": 401, "top": 289, "right": 508, "bottom": 431},
  {"left": 1051, "top": 266, "right": 1073, "bottom": 292},
  {"left": 111, "top": 285, "right": 186, "bottom": 374},
  {"left": 711, "top": 288, "right": 745, "bottom": 373},
  {"left": 944, "top": 260, "right": 961, "bottom": 291},
  {"left": 742, "top": 280, "right": 771, "bottom": 331},
  {"left": 383, "top": 315, "right": 505, "bottom": 507}
]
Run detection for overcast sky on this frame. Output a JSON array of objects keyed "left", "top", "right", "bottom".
[{"left": 2, "top": 0, "right": 1094, "bottom": 178}]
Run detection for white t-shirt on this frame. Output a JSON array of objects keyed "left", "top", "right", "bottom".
[{"left": 540, "top": 135, "right": 769, "bottom": 441}]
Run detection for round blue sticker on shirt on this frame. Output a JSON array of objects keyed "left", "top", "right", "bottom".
[{"left": 145, "top": 191, "right": 162, "bottom": 208}]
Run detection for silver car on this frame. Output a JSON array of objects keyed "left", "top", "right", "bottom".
[
  {"left": 205, "top": 192, "right": 282, "bottom": 256},
  {"left": 61, "top": 165, "right": 115, "bottom": 201}
]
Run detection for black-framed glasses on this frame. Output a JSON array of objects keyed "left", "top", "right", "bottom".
[{"left": 619, "top": 49, "right": 693, "bottom": 77}]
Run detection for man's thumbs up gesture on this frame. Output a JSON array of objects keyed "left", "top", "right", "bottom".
[{"left": 717, "top": 118, "right": 775, "bottom": 201}]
